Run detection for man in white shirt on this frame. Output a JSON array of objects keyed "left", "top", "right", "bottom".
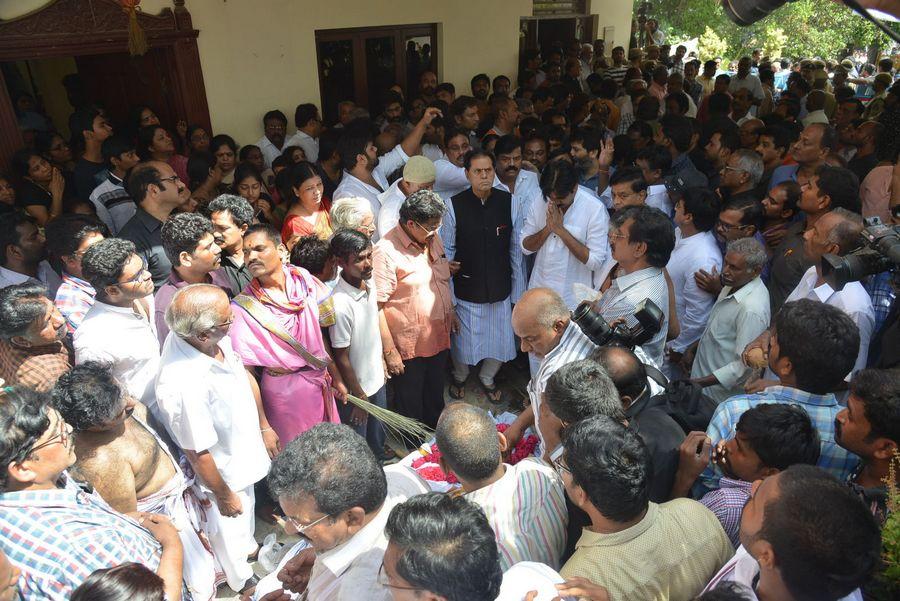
[
  {"left": 728, "top": 56, "right": 764, "bottom": 109},
  {"left": 376, "top": 156, "right": 436, "bottom": 238},
  {"left": 494, "top": 135, "right": 548, "bottom": 305},
  {"left": 687, "top": 237, "right": 770, "bottom": 403},
  {"left": 595, "top": 205, "right": 674, "bottom": 366},
  {"left": 74, "top": 238, "right": 159, "bottom": 411},
  {"left": 433, "top": 128, "right": 474, "bottom": 203},
  {"left": 256, "top": 109, "right": 288, "bottom": 169},
  {"left": 801, "top": 91, "right": 830, "bottom": 128},
  {"left": 435, "top": 403, "right": 567, "bottom": 570},
  {"left": 783, "top": 208, "right": 874, "bottom": 374},
  {"left": 155, "top": 283, "right": 273, "bottom": 594},
  {"left": 507, "top": 288, "right": 596, "bottom": 452},
  {"left": 284, "top": 104, "right": 323, "bottom": 163},
  {"left": 0, "top": 212, "right": 61, "bottom": 296},
  {"left": 333, "top": 108, "right": 439, "bottom": 221},
  {"left": 665, "top": 188, "right": 723, "bottom": 379},
  {"left": 522, "top": 160, "right": 609, "bottom": 310},
  {"left": 267, "top": 423, "right": 428, "bottom": 601},
  {"left": 635, "top": 145, "right": 674, "bottom": 216},
  {"left": 702, "top": 465, "right": 880, "bottom": 601},
  {"left": 329, "top": 230, "right": 389, "bottom": 461}
]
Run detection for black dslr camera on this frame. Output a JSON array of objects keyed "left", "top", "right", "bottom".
[
  {"left": 571, "top": 298, "right": 664, "bottom": 349},
  {"left": 822, "top": 218, "right": 900, "bottom": 291}
]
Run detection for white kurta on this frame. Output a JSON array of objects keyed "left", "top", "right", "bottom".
[
  {"left": 494, "top": 169, "right": 542, "bottom": 303},
  {"left": 333, "top": 144, "right": 410, "bottom": 220},
  {"left": 442, "top": 188, "right": 518, "bottom": 365},
  {"left": 666, "top": 229, "right": 722, "bottom": 354},
  {"left": 521, "top": 185, "right": 610, "bottom": 310}
]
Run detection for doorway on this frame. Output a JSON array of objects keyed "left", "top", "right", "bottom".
[{"left": 315, "top": 23, "right": 437, "bottom": 125}]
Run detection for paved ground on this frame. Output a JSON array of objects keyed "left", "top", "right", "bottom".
[{"left": 215, "top": 359, "right": 531, "bottom": 599}]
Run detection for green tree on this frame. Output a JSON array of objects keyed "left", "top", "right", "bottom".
[{"left": 642, "top": 0, "right": 896, "bottom": 61}]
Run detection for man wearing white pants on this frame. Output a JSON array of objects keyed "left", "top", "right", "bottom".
[{"left": 155, "top": 284, "right": 274, "bottom": 593}]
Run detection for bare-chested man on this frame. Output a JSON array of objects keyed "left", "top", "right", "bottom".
[{"left": 51, "top": 361, "right": 218, "bottom": 600}]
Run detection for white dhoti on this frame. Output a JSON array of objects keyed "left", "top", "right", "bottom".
[
  {"left": 137, "top": 471, "right": 220, "bottom": 601},
  {"left": 451, "top": 297, "right": 517, "bottom": 366},
  {"left": 199, "top": 484, "right": 258, "bottom": 592}
]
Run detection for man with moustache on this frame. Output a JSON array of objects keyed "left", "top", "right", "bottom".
[
  {"left": 156, "top": 284, "right": 273, "bottom": 594},
  {"left": 701, "top": 465, "right": 881, "bottom": 601},
  {"left": 74, "top": 238, "right": 161, "bottom": 413},
  {"left": 443, "top": 151, "right": 516, "bottom": 402},
  {"left": 119, "top": 161, "right": 190, "bottom": 290},
  {"left": 569, "top": 128, "right": 605, "bottom": 193},
  {"left": 256, "top": 110, "right": 289, "bottom": 169},
  {"left": 493, "top": 135, "right": 542, "bottom": 304},
  {"left": 0, "top": 283, "right": 71, "bottom": 392},
  {"left": 228, "top": 224, "right": 345, "bottom": 446},
  {"left": 155, "top": 212, "right": 233, "bottom": 344},
  {"left": 433, "top": 128, "right": 473, "bottom": 204}
]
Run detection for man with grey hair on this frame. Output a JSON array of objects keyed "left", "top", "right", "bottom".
[
  {"left": 155, "top": 283, "right": 273, "bottom": 594},
  {"left": 506, "top": 287, "right": 596, "bottom": 456},
  {"left": 684, "top": 237, "right": 771, "bottom": 402},
  {"left": 330, "top": 196, "right": 376, "bottom": 237},
  {"left": 265, "top": 423, "right": 427, "bottom": 600},
  {"left": 719, "top": 149, "right": 764, "bottom": 205},
  {"left": 374, "top": 189, "right": 455, "bottom": 429},
  {"left": 782, "top": 208, "right": 874, "bottom": 374},
  {"left": 435, "top": 403, "right": 567, "bottom": 570}
]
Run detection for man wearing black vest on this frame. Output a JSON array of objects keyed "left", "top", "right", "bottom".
[{"left": 443, "top": 150, "right": 517, "bottom": 402}]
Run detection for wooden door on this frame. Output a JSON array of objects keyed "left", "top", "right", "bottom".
[{"left": 76, "top": 47, "right": 178, "bottom": 134}]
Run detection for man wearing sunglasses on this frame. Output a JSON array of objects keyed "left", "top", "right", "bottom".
[
  {"left": 74, "top": 238, "right": 160, "bottom": 414},
  {"left": 0, "top": 386, "right": 180, "bottom": 600}
]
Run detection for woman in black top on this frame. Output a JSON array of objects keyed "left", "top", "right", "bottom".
[
  {"left": 0, "top": 172, "right": 16, "bottom": 215},
  {"left": 10, "top": 149, "right": 68, "bottom": 225}
]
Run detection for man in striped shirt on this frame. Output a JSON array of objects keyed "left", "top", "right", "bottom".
[
  {"left": 605, "top": 46, "right": 629, "bottom": 86},
  {"left": 507, "top": 288, "right": 596, "bottom": 454},
  {"left": 435, "top": 403, "right": 568, "bottom": 570}
]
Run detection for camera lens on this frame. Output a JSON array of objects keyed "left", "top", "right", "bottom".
[
  {"left": 572, "top": 301, "right": 613, "bottom": 347},
  {"left": 721, "top": 0, "right": 790, "bottom": 26}
]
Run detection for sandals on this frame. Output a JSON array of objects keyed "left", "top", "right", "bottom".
[
  {"left": 449, "top": 378, "right": 467, "bottom": 399},
  {"left": 479, "top": 380, "right": 504, "bottom": 404}
]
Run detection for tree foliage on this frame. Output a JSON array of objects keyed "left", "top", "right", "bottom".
[{"left": 645, "top": 0, "right": 897, "bottom": 61}]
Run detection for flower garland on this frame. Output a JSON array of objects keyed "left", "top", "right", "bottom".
[{"left": 411, "top": 423, "right": 540, "bottom": 485}]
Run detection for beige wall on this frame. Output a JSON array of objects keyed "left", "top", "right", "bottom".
[{"left": 141, "top": 0, "right": 632, "bottom": 145}]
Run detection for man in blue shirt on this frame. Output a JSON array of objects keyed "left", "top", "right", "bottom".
[{"left": 700, "top": 299, "right": 861, "bottom": 492}]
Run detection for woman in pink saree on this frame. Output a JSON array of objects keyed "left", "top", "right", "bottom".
[{"left": 228, "top": 225, "right": 340, "bottom": 445}]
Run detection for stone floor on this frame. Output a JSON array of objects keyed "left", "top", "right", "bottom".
[{"left": 215, "top": 358, "right": 531, "bottom": 599}]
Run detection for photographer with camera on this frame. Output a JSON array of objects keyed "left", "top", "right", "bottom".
[{"left": 595, "top": 205, "right": 675, "bottom": 366}]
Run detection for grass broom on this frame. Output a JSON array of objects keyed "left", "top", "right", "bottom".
[{"left": 344, "top": 393, "right": 433, "bottom": 445}]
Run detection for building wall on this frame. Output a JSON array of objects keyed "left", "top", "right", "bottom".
[{"left": 139, "top": 0, "right": 633, "bottom": 145}]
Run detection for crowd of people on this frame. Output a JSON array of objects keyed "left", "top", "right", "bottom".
[{"left": 0, "top": 33, "right": 899, "bottom": 601}]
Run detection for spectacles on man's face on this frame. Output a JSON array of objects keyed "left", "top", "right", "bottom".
[
  {"left": 22, "top": 417, "right": 72, "bottom": 459},
  {"left": 716, "top": 220, "right": 749, "bottom": 232},
  {"left": 117, "top": 259, "right": 151, "bottom": 287},
  {"left": 158, "top": 174, "right": 180, "bottom": 186},
  {"left": 377, "top": 563, "right": 422, "bottom": 591},
  {"left": 722, "top": 165, "right": 746, "bottom": 174},
  {"left": 413, "top": 220, "right": 442, "bottom": 235},
  {"left": 552, "top": 456, "right": 572, "bottom": 477},
  {"left": 285, "top": 511, "right": 333, "bottom": 536}
]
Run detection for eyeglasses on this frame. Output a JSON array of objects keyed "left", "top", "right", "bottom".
[
  {"left": 552, "top": 456, "right": 571, "bottom": 476},
  {"left": 722, "top": 165, "right": 746, "bottom": 173},
  {"left": 117, "top": 259, "right": 150, "bottom": 286},
  {"left": 158, "top": 175, "right": 180, "bottom": 186},
  {"left": 22, "top": 419, "right": 72, "bottom": 459},
  {"left": 798, "top": 179, "right": 813, "bottom": 191},
  {"left": 213, "top": 317, "right": 234, "bottom": 330},
  {"left": 608, "top": 231, "right": 628, "bottom": 242},
  {"left": 716, "top": 220, "right": 749, "bottom": 232},
  {"left": 413, "top": 220, "right": 442, "bottom": 235},
  {"left": 285, "top": 511, "right": 333, "bottom": 535},
  {"left": 377, "top": 563, "right": 422, "bottom": 591}
]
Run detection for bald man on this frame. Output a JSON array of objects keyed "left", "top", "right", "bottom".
[
  {"left": 593, "top": 345, "right": 687, "bottom": 502},
  {"left": 155, "top": 284, "right": 272, "bottom": 593},
  {"left": 738, "top": 118, "right": 764, "bottom": 150},
  {"left": 504, "top": 288, "right": 595, "bottom": 456},
  {"left": 435, "top": 403, "right": 567, "bottom": 570}
]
